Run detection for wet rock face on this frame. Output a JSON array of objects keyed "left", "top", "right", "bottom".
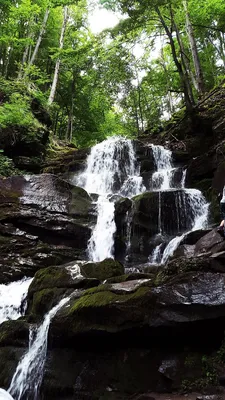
[
  {"left": 50, "top": 271, "right": 225, "bottom": 344},
  {"left": 80, "top": 258, "right": 124, "bottom": 281},
  {"left": 43, "top": 147, "right": 90, "bottom": 175},
  {"left": 26, "top": 264, "right": 100, "bottom": 319},
  {"left": 135, "top": 141, "right": 155, "bottom": 187},
  {"left": 0, "top": 125, "right": 49, "bottom": 174},
  {"left": 0, "top": 174, "right": 95, "bottom": 283},
  {"left": 114, "top": 190, "right": 201, "bottom": 264}
]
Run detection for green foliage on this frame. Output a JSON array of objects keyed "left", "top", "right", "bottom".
[
  {"left": 0, "top": 93, "right": 37, "bottom": 128},
  {"left": 0, "top": 153, "right": 20, "bottom": 176},
  {"left": 1, "top": 0, "right": 225, "bottom": 147}
]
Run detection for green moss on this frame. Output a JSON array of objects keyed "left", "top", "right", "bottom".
[
  {"left": 29, "top": 266, "right": 70, "bottom": 294},
  {"left": 30, "top": 287, "right": 66, "bottom": 317},
  {"left": 132, "top": 192, "right": 155, "bottom": 202},
  {"left": 0, "top": 319, "right": 29, "bottom": 346},
  {"left": 67, "top": 286, "right": 150, "bottom": 315},
  {"left": 80, "top": 258, "right": 124, "bottom": 281}
]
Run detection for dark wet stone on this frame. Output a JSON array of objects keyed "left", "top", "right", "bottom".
[
  {"left": 80, "top": 258, "right": 124, "bottom": 281},
  {"left": 181, "top": 229, "right": 211, "bottom": 246},
  {"left": 195, "top": 228, "right": 225, "bottom": 255},
  {"left": 158, "top": 358, "right": 179, "bottom": 380},
  {"left": 196, "top": 396, "right": 223, "bottom": 400},
  {"left": 172, "top": 244, "right": 195, "bottom": 259},
  {"left": 0, "top": 174, "right": 95, "bottom": 281}
]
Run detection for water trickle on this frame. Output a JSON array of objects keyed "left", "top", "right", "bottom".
[
  {"left": 125, "top": 204, "right": 135, "bottom": 261},
  {"left": 158, "top": 192, "right": 162, "bottom": 235},
  {"left": 76, "top": 137, "right": 145, "bottom": 261},
  {"left": 8, "top": 296, "right": 70, "bottom": 400},
  {"left": 151, "top": 145, "right": 175, "bottom": 190},
  {"left": 148, "top": 243, "right": 163, "bottom": 264},
  {"left": 0, "top": 278, "right": 33, "bottom": 325},
  {"left": 161, "top": 235, "right": 185, "bottom": 265},
  {"left": 181, "top": 168, "right": 187, "bottom": 188}
]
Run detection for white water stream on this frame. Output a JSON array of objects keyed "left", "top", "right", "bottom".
[
  {"left": 151, "top": 145, "right": 175, "bottom": 190},
  {"left": 149, "top": 144, "right": 209, "bottom": 264},
  {"left": 8, "top": 296, "right": 70, "bottom": 400},
  {"left": 75, "top": 137, "right": 145, "bottom": 261},
  {"left": 0, "top": 389, "right": 14, "bottom": 400},
  {"left": 0, "top": 278, "right": 33, "bottom": 325}
]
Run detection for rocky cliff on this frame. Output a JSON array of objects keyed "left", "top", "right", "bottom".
[{"left": 1, "top": 87, "right": 225, "bottom": 400}]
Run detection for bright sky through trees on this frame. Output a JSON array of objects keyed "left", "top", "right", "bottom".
[{"left": 88, "top": 0, "right": 121, "bottom": 33}]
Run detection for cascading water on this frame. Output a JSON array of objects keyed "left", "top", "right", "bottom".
[
  {"left": 151, "top": 145, "right": 175, "bottom": 190},
  {"left": 75, "top": 137, "right": 145, "bottom": 262},
  {"left": 149, "top": 144, "right": 209, "bottom": 264},
  {"left": 8, "top": 296, "right": 70, "bottom": 400},
  {"left": 0, "top": 389, "right": 14, "bottom": 400},
  {"left": 0, "top": 278, "right": 33, "bottom": 325}
]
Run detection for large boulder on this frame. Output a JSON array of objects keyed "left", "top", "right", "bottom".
[
  {"left": 27, "top": 264, "right": 99, "bottom": 318},
  {"left": 0, "top": 174, "right": 95, "bottom": 282},
  {"left": 42, "top": 146, "right": 89, "bottom": 175},
  {"left": 50, "top": 270, "right": 225, "bottom": 343},
  {"left": 194, "top": 228, "right": 225, "bottom": 255},
  {"left": 80, "top": 258, "right": 124, "bottom": 281}
]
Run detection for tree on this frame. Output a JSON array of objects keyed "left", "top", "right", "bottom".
[{"left": 48, "top": 6, "right": 69, "bottom": 104}]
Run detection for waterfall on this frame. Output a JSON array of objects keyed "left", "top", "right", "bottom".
[
  {"left": 181, "top": 168, "right": 187, "bottom": 188},
  {"left": 0, "top": 278, "right": 33, "bottom": 325},
  {"left": 76, "top": 137, "right": 145, "bottom": 261},
  {"left": 0, "top": 389, "right": 14, "bottom": 400},
  {"left": 125, "top": 204, "right": 135, "bottom": 261},
  {"left": 149, "top": 145, "right": 209, "bottom": 264},
  {"left": 151, "top": 145, "right": 175, "bottom": 190},
  {"left": 161, "top": 188, "right": 209, "bottom": 264},
  {"left": 8, "top": 297, "right": 70, "bottom": 400},
  {"left": 148, "top": 243, "right": 163, "bottom": 264}
]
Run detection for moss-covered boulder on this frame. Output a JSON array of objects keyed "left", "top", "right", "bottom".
[
  {"left": 42, "top": 142, "right": 89, "bottom": 174},
  {"left": 29, "top": 264, "right": 100, "bottom": 294},
  {"left": 0, "top": 347, "right": 25, "bottom": 389},
  {"left": 0, "top": 319, "right": 29, "bottom": 347},
  {"left": 28, "top": 287, "right": 68, "bottom": 318},
  {"left": 27, "top": 264, "right": 100, "bottom": 318},
  {"left": 80, "top": 258, "right": 124, "bottom": 281},
  {"left": 50, "top": 268, "right": 225, "bottom": 346},
  {"left": 50, "top": 280, "right": 152, "bottom": 342}
]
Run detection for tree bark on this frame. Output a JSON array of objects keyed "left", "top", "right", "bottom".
[
  {"left": 183, "top": 0, "right": 205, "bottom": 94},
  {"left": 66, "top": 72, "right": 75, "bottom": 142},
  {"left": 29, "top": 8, "right": 50, "bottom": 67},
  {"left": 173, "top": 18, "right": 195, "bottom": 105},
  {"left": 18, "top": 32, "right": 33, "bottom": 78},
  {"left": 48, "top": 6, "right": 69, "bottom": 105},
  {"left": 155, "top": 6, "right": 194, "bottom": 111}
]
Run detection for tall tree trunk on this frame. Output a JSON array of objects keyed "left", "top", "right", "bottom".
[
  {"left": 66, "top": 73, "right": 75, "bottom": 142},
  {"left": 218, "top": 32, "right": 225, "bottom": 70},
  {"left": 183, "top": 0, "right": 205, "bottom": 94},
  {"left": 4, "top": 47, "right": 12, "bottom": 78},
  {"left": 155, "top": 6, "right": 193, "bottom": 111},
  {"left": 29, "top": 8, "right": 50, "bottom": 67},
  {"left": 18, "top": 32, "right": 33, "bottom": 78},
  {"left": 173, "top": 19, "right": 195, "bottom": 104},
  {"left": 48, "top": 6, "right": 69, "bottom": 105}
]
